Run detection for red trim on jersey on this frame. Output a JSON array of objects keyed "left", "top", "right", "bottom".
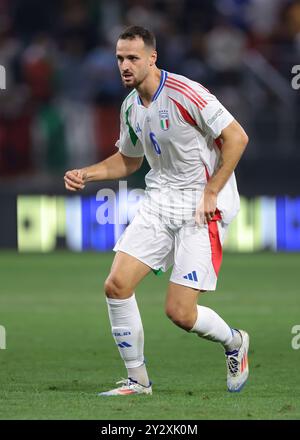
[
  {"left": 165, "top": 82, "right": 205, "bottom": 110},
  {"left": 169, "top": 97, "right": 197, "bottom": 125},
  {"left": 167, "top": 76, "right": 208, "bottom": 106},
  {"left": 204, "top": 164, "right": 210, "bottom": 181},
  {"left": 204, "top": 165, "right": 223, "bottom": 276},
  {"left": 197, "top": 83, "right": 210, "bottom": 93},
  {"left": 215, "top": 137, "right": 223, "bottom": 150}
]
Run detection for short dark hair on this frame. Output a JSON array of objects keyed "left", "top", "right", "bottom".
[{"left": 118, "top": 26, "right": 156, "bottom": 49}]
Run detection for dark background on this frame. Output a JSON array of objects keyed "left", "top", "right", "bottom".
[{"left": 0, "top": 0, "right": 299, "bottom": 197}]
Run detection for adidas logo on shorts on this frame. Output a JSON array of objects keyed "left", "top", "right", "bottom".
[{"left": 183, "top": 271, "right": 198, "bottom": 281}]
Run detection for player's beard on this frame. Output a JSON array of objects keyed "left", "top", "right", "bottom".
[
  {"left": 122, "top": 71, "right": 147, "bottom": 89},
  {"left": 122, "top": 78, "right": 135, "bottom": 88}
]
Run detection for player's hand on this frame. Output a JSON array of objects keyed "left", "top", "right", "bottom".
[
  {"left": 195, "top": 188, "right": 217, "bottom": 226},
  {"left": 64, "top": 169, "right": 87, "bottom": 191}
]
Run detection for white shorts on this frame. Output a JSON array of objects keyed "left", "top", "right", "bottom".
[{"left": 113, "top": 208, "right": 228, "bottom": 291}]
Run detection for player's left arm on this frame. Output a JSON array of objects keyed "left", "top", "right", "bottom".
[{"left": 203, "top": 119, "right": 249, "bottom": 223}]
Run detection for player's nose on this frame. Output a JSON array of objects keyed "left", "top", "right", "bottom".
[{"left": 122, "top": 60, "right": 132, "bottom": 70}]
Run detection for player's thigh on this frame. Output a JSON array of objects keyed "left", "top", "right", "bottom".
[
  {"left": 114, "top": 209, "right": 175, "bottom": 273},
  {"left": 170, "top": 221, "right": 228, "bottom": 292},
  {"left": 105, "top": 250, "right": 151, "bottom": 299},
  {"left": 165, "top": 281, "right": 200, "bottom": 329}
]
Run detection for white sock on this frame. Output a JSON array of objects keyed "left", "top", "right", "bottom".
[
  {"left": 190, "top": 305, "right": 241, "bottom": 350},
  {"left": 224, "top": 329, "right": 242, "bottom": 353},
  {"left": 106, "top": 294, "right": 150, "bottom": 386},
  {"left": 127, "top": 364, "right": 149, "bottom": 387}
]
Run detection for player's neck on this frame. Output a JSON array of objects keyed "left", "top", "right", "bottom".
[{"left": 136, "top": 67, "right": 161, "bottom": 107}]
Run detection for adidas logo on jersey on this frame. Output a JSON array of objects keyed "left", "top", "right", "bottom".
[{"left": 183, "top": 271, "right": 198, "bottom": 282}]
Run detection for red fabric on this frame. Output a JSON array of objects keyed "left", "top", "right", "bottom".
[
  {"left": 204, "top": 164, "right": 223, "bottom": 276},
  {"left": 204, "top": 164, "right": 210, "bottom": 181},
  {"left": 167, "top": 76, "right": 208, "bottom": 106},
  {"left": 169, "top": 97, "right": 197, "bottom": 125},
  {"left": 208, "top": 215, "right": 223, "bottom": 276},
  {"left": 165, "top": 82, "right": 206, "bottom": 110},
  {"left": 215, "top": 137, "right": 223, "bottom": 150}
]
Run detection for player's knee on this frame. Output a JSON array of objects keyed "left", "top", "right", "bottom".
[
  {"left": 165, "top": 306, "right": 194, "bottom": 331},
  {"left": 104, "top": 275, "right": 131, "bottom": 299}
]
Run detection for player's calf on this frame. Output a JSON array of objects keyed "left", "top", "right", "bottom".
[
  {"left": 165, "top": 306, "right": 197, "bottom": 331},
  {"left": 165, "top": 283, "right": 199, "bottom": 331}
]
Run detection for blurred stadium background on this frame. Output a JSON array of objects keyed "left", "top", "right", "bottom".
[
  {"left": 0, "top": 0, "right": 299, "bottom": 252},
  {"left": 0, "top": 0, "right": 300, "bottom": 420}
]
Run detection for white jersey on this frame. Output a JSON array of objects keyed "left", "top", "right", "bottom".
[{"left": 116, "top": 70, "right": 240, "bottom": 224}]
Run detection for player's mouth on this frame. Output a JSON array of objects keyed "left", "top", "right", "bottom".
[{"left": 122, "top": 72, "right": 134, "bottom": 82}]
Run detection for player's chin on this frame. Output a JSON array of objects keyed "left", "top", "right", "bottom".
[{"left": 122, "top": 77, "right": 136, "bottom": 88}]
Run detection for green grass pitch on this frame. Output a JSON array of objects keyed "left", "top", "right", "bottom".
[{"left": 0, "top": 251, "right": 299, "bottom": 420}]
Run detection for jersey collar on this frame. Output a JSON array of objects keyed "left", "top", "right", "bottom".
[
  {"left": 137, "top": 70, "right": 168, "bottom": 105},
  {"left": 152, "top": 69, "right": 168, "bottom": 101}
]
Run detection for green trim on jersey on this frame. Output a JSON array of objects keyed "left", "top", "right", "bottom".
[
  {"left": 124, "top": 88, "right": 137, "bottom": 104},
  {"left": 125, "top": 103, "right": 138, "bottom": 146}
]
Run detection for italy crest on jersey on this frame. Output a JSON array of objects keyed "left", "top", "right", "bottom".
[{"left": 159, "top": 110, "right": 170, "bottom": 130}]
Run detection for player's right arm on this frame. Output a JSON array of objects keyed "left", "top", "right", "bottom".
[{"left": 64, "top": 152, "right": 143, "bottom": 191}]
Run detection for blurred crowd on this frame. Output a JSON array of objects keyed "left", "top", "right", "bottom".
[{"left": 0, "top": 0, "right": 299, "bottom": 181}]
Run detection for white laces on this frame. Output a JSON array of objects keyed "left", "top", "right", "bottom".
[
  {"left": 226, "top": 355, "right": 240, "bottom": 377},
  {"left": 116, "top": 378, "right": 135, "bottom": 388}
]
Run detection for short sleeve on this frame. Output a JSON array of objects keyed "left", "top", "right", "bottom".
[
  {"left": 116, "top": 102, "right": 144, "bottom": 157},
  {"left": 188, "top": 86, "right": 234, "bottom": 139}
]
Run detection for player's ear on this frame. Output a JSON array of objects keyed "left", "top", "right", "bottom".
[{"left": 149, "top": 50, "right": 157, "bottom": 66}]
